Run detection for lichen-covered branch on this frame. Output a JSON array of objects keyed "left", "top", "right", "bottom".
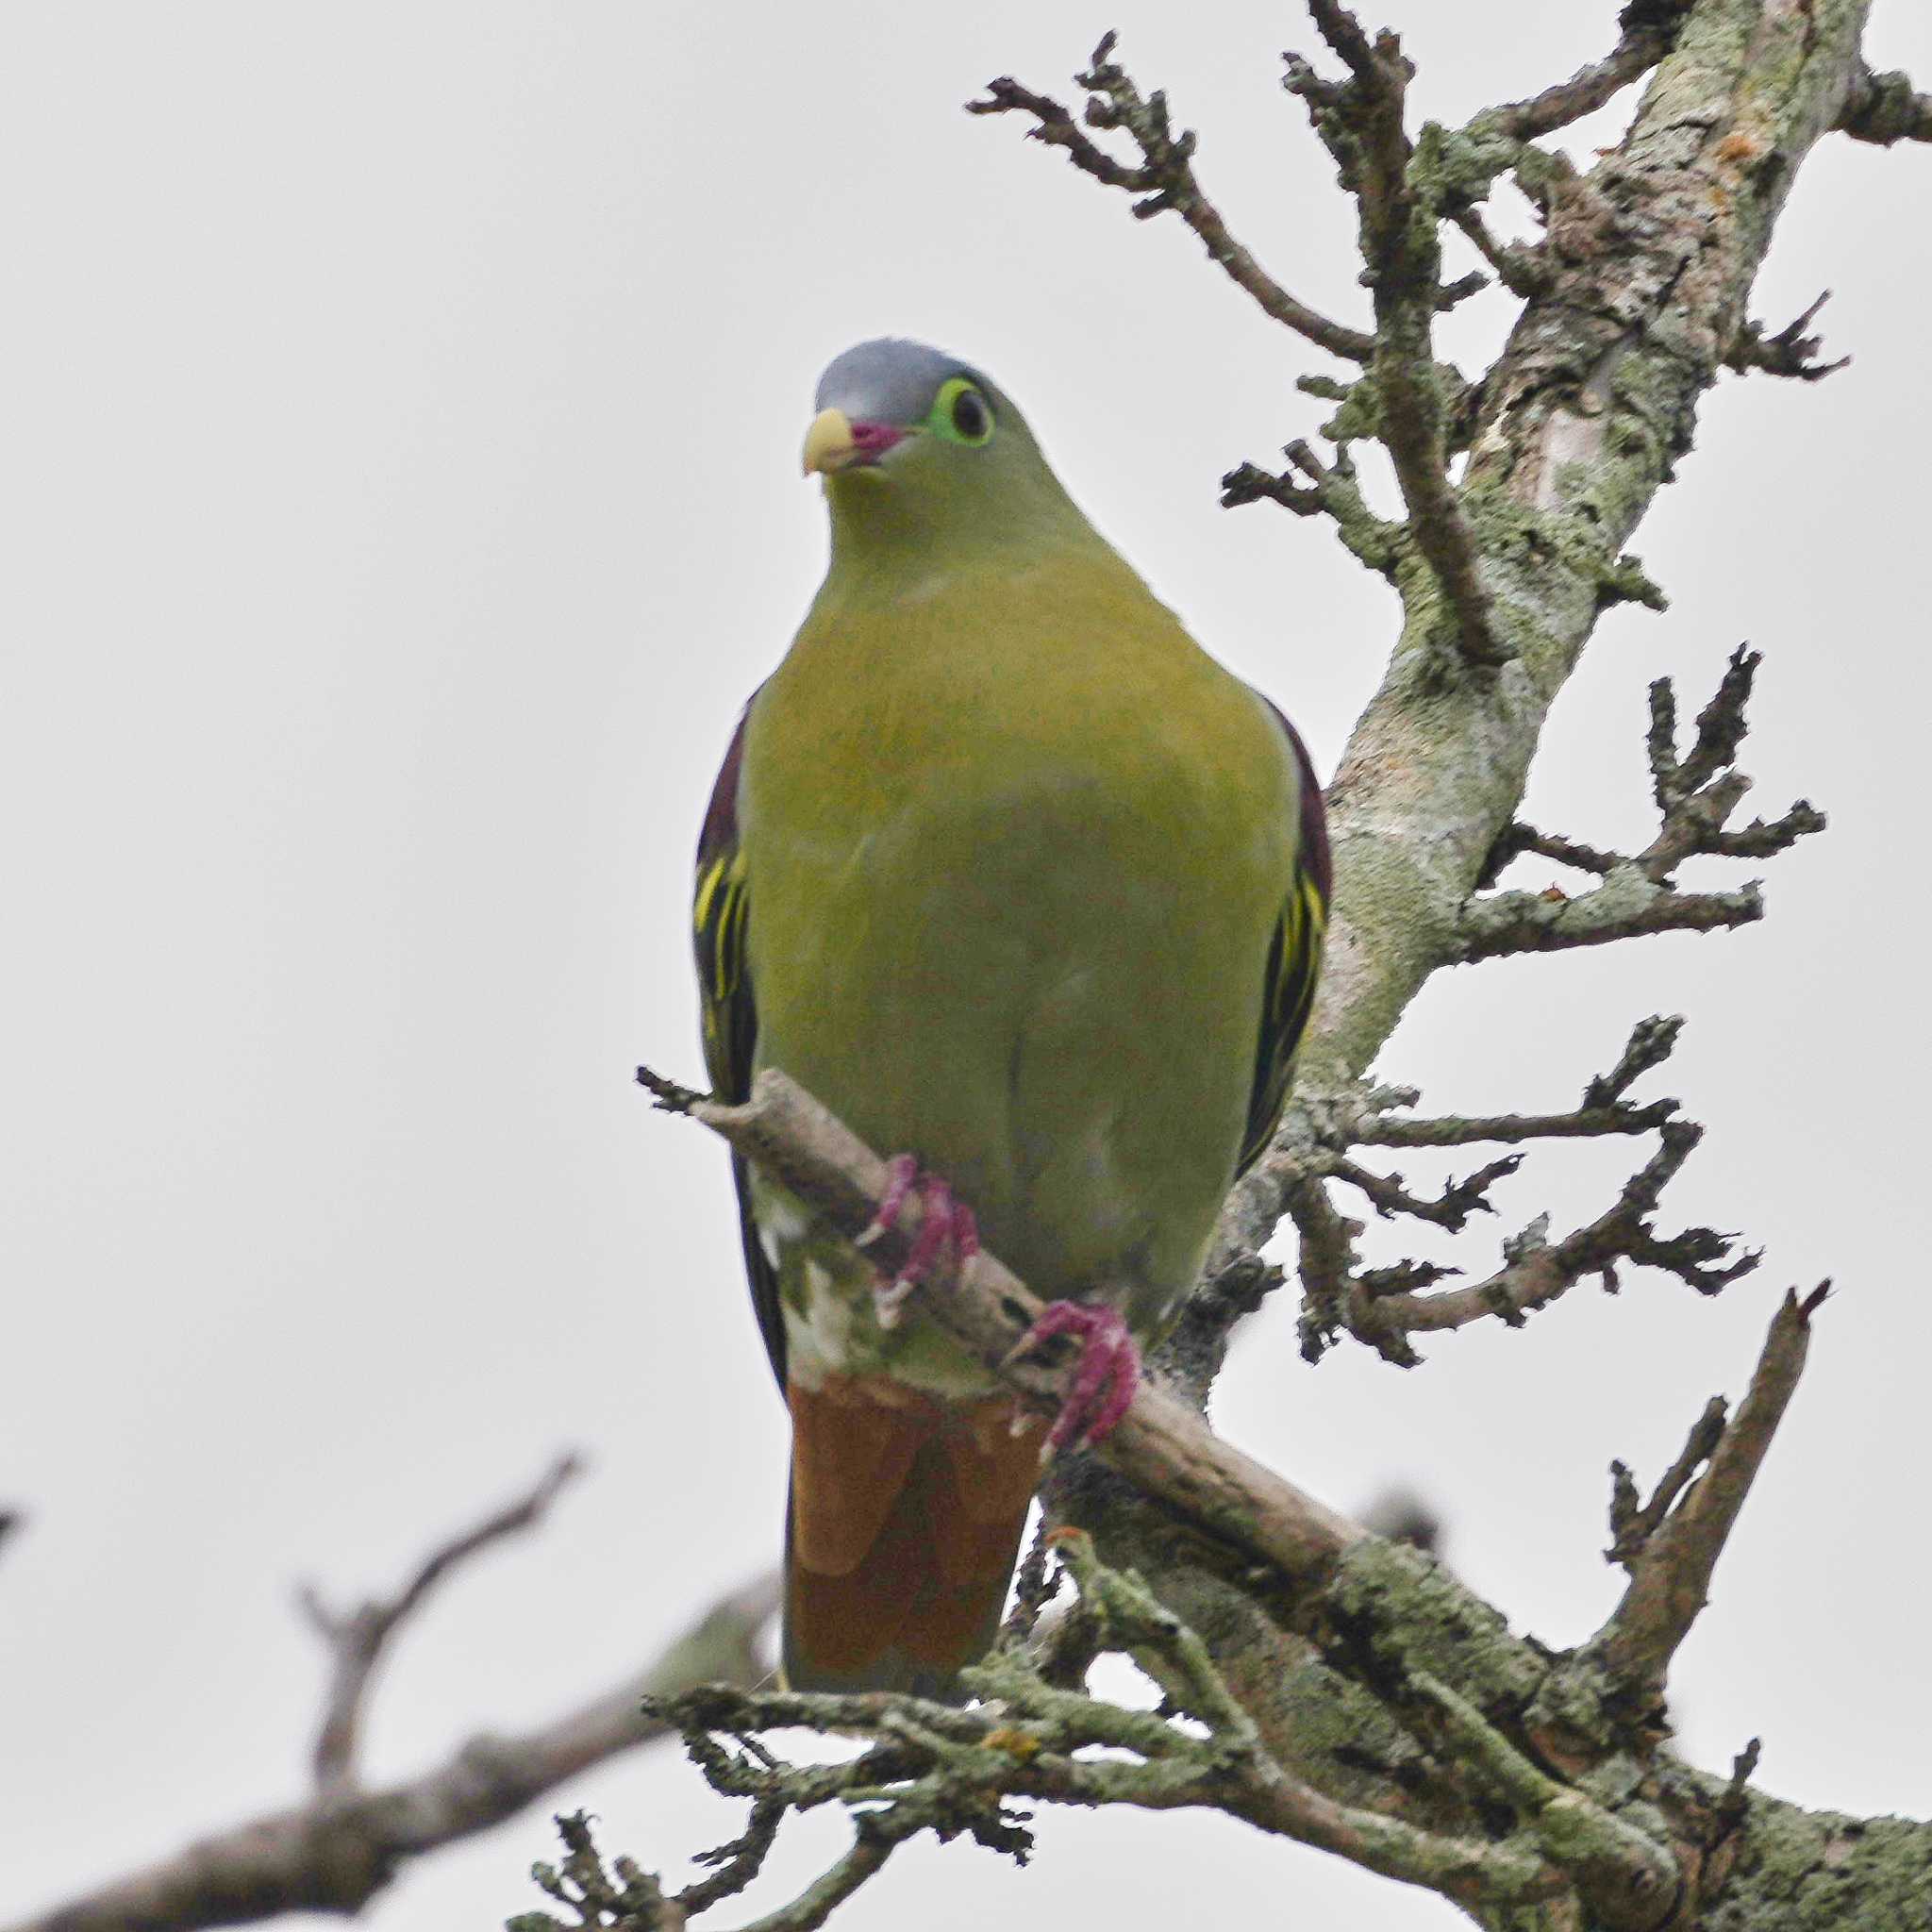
[
  {"left": 1409, "top": 1674, "right": 1681, "bottom": 1928},
  {"left": 1448, "top": 204, "right": 1553, "bottom": 298},
  {"left": 514, "top": 1533, "right": 1580, "bottom": 1930},
  {"left": 1460, "top": 872, "right": 1767, "bottom": 957},
  {"left": 1286, "top": 10, "right": 1513, "bottom": 666},
  {"left": 5, "top": 1473, "right": 778, "bottom": 1932},
  {"left": 1220, "top": 437, "right": 1405, "bottom": 579},
  {"left": 1836, "top": 58, "right": 1932, "bottom": 143}
]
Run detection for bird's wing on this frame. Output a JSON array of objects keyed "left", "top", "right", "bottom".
[
  {"left": 693, "top": 699, "right": 786, "bottom": 1387},
  {"left": 1238, "top": 699, "right": 1331, "bottom": 1178}
]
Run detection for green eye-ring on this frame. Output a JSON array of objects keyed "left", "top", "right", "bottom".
[{"left": 930, "top": 376, "right": 994, "bottom": 447}]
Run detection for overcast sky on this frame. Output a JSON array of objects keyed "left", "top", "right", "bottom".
[{"left": 5, "top": 5, "right": 1929, "bottom": 1928}]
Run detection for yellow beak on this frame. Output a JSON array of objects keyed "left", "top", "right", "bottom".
[{"left": 802, "top": 407, "right": 858, "bottom": 477}]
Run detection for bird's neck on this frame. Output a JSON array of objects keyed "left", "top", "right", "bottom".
[{"left": 819, "top": 471, "right": 1108, "bottom": 602}]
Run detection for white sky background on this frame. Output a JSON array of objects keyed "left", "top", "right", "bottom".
[{"left": 5, "top": 4, "right": 1928, "bottom": 1927}]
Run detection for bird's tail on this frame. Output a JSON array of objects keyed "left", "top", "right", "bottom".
[{"left": 782, "top": 1378, "right": 1041, "bottom": 1701}]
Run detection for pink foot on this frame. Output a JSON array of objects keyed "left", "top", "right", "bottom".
[
  {"left": 854, "top": 1155, "right": 979, "bottom": 1329},
  {"left": 1006, "top": 1301, "right": 1141, "bottom": 1458}
]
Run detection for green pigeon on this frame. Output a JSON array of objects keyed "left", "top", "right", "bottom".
[{"left": 694, "top": 338, "right": 1327, "bottom": 1698}]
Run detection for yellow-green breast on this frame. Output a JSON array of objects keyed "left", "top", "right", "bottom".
[{"left": 739, "top": 541, "right": 1298, "bottom": 1394}]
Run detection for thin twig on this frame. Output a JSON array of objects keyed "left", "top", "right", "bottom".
[
  {"left": 967, "top": 36, "right": 1373, "bottom": 361},
  {"left": 1725, "top": 291, "right": 1851, "bottom": 381},
  {"left": 1221, "top": 439, "right": 1404, "bottom": 577},
  {"left": 1354, "top": 1014, "right": 1682, "bottom": 1149},
  {"left": 1607, "top": 1397, "right": 1728, "bottom": 1562},
  {"left": 1292, "top": 1111, "right": 1756, "bottom": 1365},
  {"left": 298, "top": 1453, "right": 583, "bottom": 1790}
]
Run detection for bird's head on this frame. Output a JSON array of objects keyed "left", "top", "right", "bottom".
[{"left": 801, "top": 338, "right": 1090, "bottom": 566}]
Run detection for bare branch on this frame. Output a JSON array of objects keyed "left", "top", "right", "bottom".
[
  {"left": 1330, "top": 1151, "right": 1523, "bottom": 1230},
  {"left": 1478, "top": 4, "right": 1690, "bottom": 140},
  {"left": 1357, "top": 1092, "right": 1674, "bottom": 1147},
  {"left": 967, "top": 36, "right": 1374, "bottom": 361},
  {"left": 1457, "top": 872, "right": 1765, "bottom": 958},
  {"left": 1293, "top": 1108, "right": 1757, "bottom": 1366},
  {"left": 1607, "top": 1397, "right": 1728, "bottom": 1562},
  {"left": 1382, "top": 1122, "right": 1756, "bottom": 1322},
  {"left": 1640, "top": 647, "right": 1827, "bottom": 874},
  {"left": 1581, "top": 1011, "right": 1687, "bottom": 1108},
  {"left": 1463, "top": 646, "right": 1823, "bottom": 959},
  {"left": 1590, "top": 1285, "right": 1830, "bottom": 1698},
  {"left": 639, "top": 1065, "right": 1362, "bottom": 1589},
  {"left": 1241, "top": 1016, "right": 1716, "bottom": 1368},
  {"left": 298, "top": 1453, "right": 582, "bottom": 1792},
  {"left": 979, "top": 23, "right": 1525, "bottom": 667},
  {"left": 1354, "top": 1015, "right": 1683, "bottom": 1150},
  {"left": 1303, "top": 0, "right": 1381, "bottom": 80},
  {"left": 1478, "top": 819, "right": 1623, "bottom": 881},
  {"left": 9, "top": 1524, "right": 778, "bottom": 1932},
  {"left": 1836, "top": 60, "right": 1932, "bottom": 145}
]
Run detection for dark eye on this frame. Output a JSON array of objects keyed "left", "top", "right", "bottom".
[{"left": 951, "top": 388, "right": 990, "bottom": 441}]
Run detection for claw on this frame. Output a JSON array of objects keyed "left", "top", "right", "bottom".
[
  {"left": 1004, "top": 1301, "right": 1141, "bottom": 1460},
  {"left": 858, "top": 1158, "right": 978, "bottom": 1329},
  {"left": 856, "top": 1154, "right": 921, "bottom": 1251}
]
